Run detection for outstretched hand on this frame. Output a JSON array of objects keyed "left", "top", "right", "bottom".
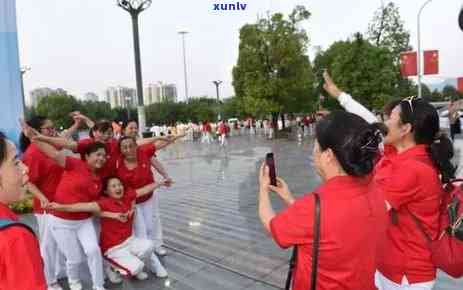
[{"left": 323, "top": 71, "right": 342, "bottom": 99}]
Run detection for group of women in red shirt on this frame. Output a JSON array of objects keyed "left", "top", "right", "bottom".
[
  {"left": 14, "top": 115, "right": 179, "bottom": 290},
  {"left": 259, "top": 72, "right": 456, "bottom": 290}
]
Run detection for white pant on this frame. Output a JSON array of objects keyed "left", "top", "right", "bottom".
[
  {"left": 219, "top": 134, "right": 227, "bottom": 146},
  {"left": 375, "top": 271, "right": 435, "bottom": 290},
  {"left": 105, "top": 236, "right": 154, "bottom": 276},
  {"left": 49, "top": 215, "right": 104, "bottom": 288},
  {"left": 134, "top": 193, "right": 163, "bottom": 249},
  {"left": 35, "top": 214, "right": 66, "bottom": 285}
]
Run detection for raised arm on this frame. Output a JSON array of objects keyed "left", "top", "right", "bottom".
[
  {"left": 31, "top": 139, "right": 66, "bottom": 168},
  {"left": 323, "top": 72, "right": 378, "bottom": 124},
  {"left": 151, "top": 157, "right": 172, "bottom": 186}
]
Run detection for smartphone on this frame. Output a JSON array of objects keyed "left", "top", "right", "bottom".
[{"left": 266, "top": 153, "right": 277, "bottom": 186}]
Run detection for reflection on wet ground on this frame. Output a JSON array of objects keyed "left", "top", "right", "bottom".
[{"left": 22, "top": 135, "right": 463, "bottom": 289}]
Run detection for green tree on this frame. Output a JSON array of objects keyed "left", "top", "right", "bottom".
[
  {"left": 430, "top": 89, "right": 444, "bottom": 102},
  {"left": 80, "top": 100, "right": 116, "bottom": 123},
  {"left": 232, "top": 6, "right": 316, "bottom": 127},
  {"left": 36, "top": 94, "right": 81, "bottom": 129},
  {"left": 314, "top": 33, "right": 397, "bottom": 109},
  {"left": 442, "top": 85, "right": 460, "bottom": 100}
]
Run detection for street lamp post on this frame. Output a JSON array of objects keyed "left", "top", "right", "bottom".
[
  {"left": 20, "top": 66, "right": 31, "bottom": 115},
  {"left": 125, "top": 96, "right": 132, "bottom": 120},
  {"left": 417, "top": 0, "right": 433, "bottom": 98},
  {"left": 117, "top": 0, "right": 152, "bottom": 134},
  {"left": 178, "top": 30, "right": 189, "bottom": 102},
  {"left": 213, "top": 80, "right": 222, "bottom": 121}
]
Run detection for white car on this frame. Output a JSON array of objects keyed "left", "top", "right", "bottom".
[{"left": 439, "top": 109, "right": 463, "bottom": 131}]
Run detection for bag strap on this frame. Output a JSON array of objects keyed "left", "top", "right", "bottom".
[
  {"left": 0, "top": 219, "right": 36, "bottom": 236},
  {"left": 285, "top": 193, "right": 321, "bottom": 290},
  {"left": 406, "top": 209, "right": 432, "bottom": 243}
]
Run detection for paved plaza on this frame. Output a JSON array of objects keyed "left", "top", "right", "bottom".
[{"left": 23, "top": 135, "right": 463, "bottom": 290}]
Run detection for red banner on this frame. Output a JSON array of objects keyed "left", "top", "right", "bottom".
[
  {"left": 423, "top": 50, "right": 439, "bottom": 75},
  {"left": 458, "top": 77, "right": 463, "bottom": 93},
  {"left": 400, "top": 51, "right": 417, "bottom": 77}
]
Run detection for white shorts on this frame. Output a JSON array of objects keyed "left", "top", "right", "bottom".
[{"left": 104, "top": 236, "right": 154, "bottom": 276}]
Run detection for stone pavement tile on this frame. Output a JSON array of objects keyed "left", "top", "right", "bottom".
[
  {"left": 242, "top": 282, "right": 282, "bottom": 290},
  {"left": 260, "top": 263, "right": 289, "bottom": 288},
  {"left": 170, "top": 264, "right": 255, "bottom": 290}
]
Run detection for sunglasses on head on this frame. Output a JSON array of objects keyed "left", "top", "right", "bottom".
[{"left": 402, "top": 96, "right": 422, "bottom": 113}]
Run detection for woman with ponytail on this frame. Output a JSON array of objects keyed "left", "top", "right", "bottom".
[{"left": 323, "top": 72, "right": 455, "bottom": 290}]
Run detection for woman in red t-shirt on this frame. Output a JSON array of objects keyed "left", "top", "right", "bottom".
[
  {"left": 48, "top": 176, "right": 166, "bottom": 283},
  {"left": 24, "top": 129, "right": 109, "bottom": 290},
  {"left": 116, "top": 136, "right": 168, "bottom": 277},
  {"left": 0, "top": 132, "right": 47, "bottom": 290},
  {"left": 258, "top": 111, "right": 388, "bottom": 290}
]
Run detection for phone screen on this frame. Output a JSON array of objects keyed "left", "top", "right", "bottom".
[{"left": 266, "top": 153, "right": 277, "bottom": 186}]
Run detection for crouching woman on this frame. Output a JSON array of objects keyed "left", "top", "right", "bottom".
[
  {"left": 258, "top": 111, "right": 388, "bottom": 290},
  {"left": 48, "top": 176, "right": 165, "bottom": 282}
]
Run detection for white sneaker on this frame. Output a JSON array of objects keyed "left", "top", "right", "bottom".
[
  {"left": 135, "top": 271, "right": 148, "bottom": 280},
  {"left": 150, "top": 254, "right": 168, "bottom": 278},
  {"left": 68, "top": 279, "right": 83, "bottom": 290},
  {"left": 47, "top": 283, "right": 63, "bottom": 290},
  {"left": 155, "top": 246, "right": 168, "bottom": 256},
  {"left": 105, "top": 266, "right": 123, "bottom": 284}
]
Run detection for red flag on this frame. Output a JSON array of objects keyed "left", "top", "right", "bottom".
[
  {"left": 423, "top": 50, "right": 439, "bottom": 75},
  {"left": 400, "top": 51, "right": 417, "bottom": 77},
  {"left": 458, "top": 77, "right": 463, "bottom": 93}
]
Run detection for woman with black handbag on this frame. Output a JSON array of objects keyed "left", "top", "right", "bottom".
[{"left": 258, "top": 111, "right": 388, "bottom": 290}]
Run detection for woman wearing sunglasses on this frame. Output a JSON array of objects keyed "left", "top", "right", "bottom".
[{"left": 323, "top": 72, "right": 455, "bottom": 290}]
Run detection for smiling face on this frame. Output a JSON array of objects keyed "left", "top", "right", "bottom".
[
  {"left": 124, "top": 122, "right": 139, "bottom": 138},
  {"left": 384, "top": 105, "right": 412, "bottom": 146},
  {"left": 119, "top": 138, "right": 137, "bottom": 160},
  {"left": 39, "top": 119, "right": 57, "bottom": 137},
  {"left": 85, "top": 148, "right": 107, "bottom": 170},
  {"left": 93, "top": 129, "right": 113, "bottom": 143},
  {"left": 0, "top": 141, "right": 29, "bottom": 204},
  {"left": 105, "top": 178, "right": 124, "bottom": 200}
]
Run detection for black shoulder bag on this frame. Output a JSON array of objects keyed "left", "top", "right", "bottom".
[{"left": 284, "top": 193, "right": 321, "bottom": 290}]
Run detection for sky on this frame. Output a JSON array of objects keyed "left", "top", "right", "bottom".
[{"left": 15, "top": 0, "right": 463, "bottom": 104}]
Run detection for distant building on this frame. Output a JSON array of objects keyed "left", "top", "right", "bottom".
[
  {"left": 30, "top": 87, "right": 68, "bottom": 107},
  {"left": 144, "top": 82, "right": 177, "bottom": 105},
  {"left": 84, "top": 92, "right": 99, "bottom": 102},
  {"left": 105, "top": 86, "right": 136, "bottom": 109}
]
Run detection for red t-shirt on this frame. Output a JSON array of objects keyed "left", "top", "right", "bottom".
[
  {"left": 374, "top": 144, "right": 442, "bottom": 284},
  {"left": 97, "top": 189, "right": 136, "bottom": 254},
  {"left": 0, "top": 203, "right": 46, "bottom": 290},
  {"left": 22, "top": 144, "right": 64, "bottom": 214},
  {"left": 270, "top": 176, "right": 387, "bottom": 290},
  {"left": 77, "top": 138, "right": 120, "bottom": 179},
  {"left": 116, "top": 144, "right": 156, "bottom": 204},
  {"left": 218, "top": 123, "right": 226, "bottom": 135},
  {"left": 53, "top": 157, "right": 102, "bottom": 220}
]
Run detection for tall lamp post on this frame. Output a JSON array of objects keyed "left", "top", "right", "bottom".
[
  {"left": 178, "top": 30, "right": 189, "bottom": 102},
  {"left": 117, "top": 0, "right": 152, "bottom": 134},
  {"left": 20, "top": 66, "right": 31, "bottom": 115},
  {"left": 212, "top": 80, "right": 222, "bottom": 120},
  {"left": 417, "top": 0, "right": 433, "bottom": 98}
]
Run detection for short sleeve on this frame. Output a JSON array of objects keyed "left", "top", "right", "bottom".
[
  {"left": 97, "top": 198, "right": 113, "bottom": 212},
  {"left": 139, "top": 143, "right": 156, "bottom": 158},
  {"left": 269, "top": 194, "right": 315, "bottom": 249},
  {"left": 376, "top": 162, "right": 419, "bottom": 209},
  {"left": 22, "top": 151, "right": 41, "bottom": 184},
  {"left": 1, "top": 228, "right": 47, "bottom": 290},
  {"left": 64, "top": 156, "right": 82, "bottom": 172}
]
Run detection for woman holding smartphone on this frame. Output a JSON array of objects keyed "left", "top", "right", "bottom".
[{"left": 258, "top": 111, "right": 388, "bottom": 290}]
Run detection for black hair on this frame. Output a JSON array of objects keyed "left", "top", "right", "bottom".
[
  {"left": 118, "top": 135, "right": 137, "bottom": 150},
  {"left": 89, "top": 120, "right": 112, "bottom": 138},
  {"left": 398, "top": 98, "right": 456, "bottom": 183},
  {"left": 383, "top": 99, "right": 401, "bottom": 118},
  {"left": 84, "top": 142, "right": 106, "bottom": 157},
  {"left": 102, "top": 175, "right": 122, "bottom": 194},
  {"left": 121, "top": 119, "right": 138, "bottom": 131},
  {"left": 0, "top": 131, "right": 6, "bottom": 167},
  {"left": 19, "top": 115, "right": 48, "bottom": 153},
  {"left": 315, "top": 111, "right": 386, "bottom": 177}
]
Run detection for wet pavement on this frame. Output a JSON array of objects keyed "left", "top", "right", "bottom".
[{"left": 22, "top": 135, "right": 463, "bottom": 290}]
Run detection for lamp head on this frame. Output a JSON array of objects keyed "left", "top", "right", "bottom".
[
  {"left": 117, "top": 0, "right": 152, "bottom": 12},
  {"left": 459, "top": 6, "right": 463, "bottom": 31}
]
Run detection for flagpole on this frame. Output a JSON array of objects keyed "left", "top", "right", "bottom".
[{"left": 417, "top": 0, "right": 433, "bottom": 98}]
